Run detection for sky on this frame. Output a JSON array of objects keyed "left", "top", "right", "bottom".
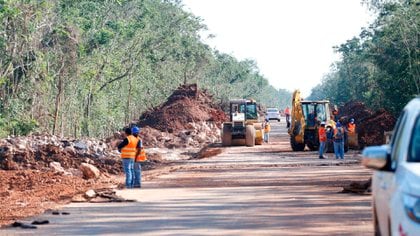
[{"left": 182, "top": 0, "right": 374, "bottom": 98}]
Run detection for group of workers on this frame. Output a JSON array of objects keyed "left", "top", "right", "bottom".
[
  {"left": 118, "top": 126, "right": 147, "bottom": 189},
  {"left": 318, "top": 118, "right": 356, "bottom": 159},
  {"left": 118, "top": 109, "right": 356, "bottom": 187}
]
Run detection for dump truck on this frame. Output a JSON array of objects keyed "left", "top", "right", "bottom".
[{"left": 221, "top": 99, "right": 263, "bottom": 146}]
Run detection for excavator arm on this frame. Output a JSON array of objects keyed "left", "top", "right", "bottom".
[{"left": 288, "top": 90, "right": 306, "bottom": 150}]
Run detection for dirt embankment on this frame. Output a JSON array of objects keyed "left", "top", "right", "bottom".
[
  {"left": 0, "top": 83, "right": 227, "bottom": 227},
  {"left": 339, "top": 101, "right": 396, "bottom": 148}
]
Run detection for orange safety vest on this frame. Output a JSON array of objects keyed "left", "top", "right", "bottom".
[
  {"left": 264, "top": 123, "right": 271, "bottom": 133},
  {"left": 318, "top": 127, "right": 327, "bottom": 142},
  {"left": 135, "top": 138, "right": 147, "bottom": 162},
  {"left": 348, "top": 123, "right": 356, "bottom": 133},
  {"left": 120, "top": 135, "right": 139, "bottom": 159},
  {"left": 284, "top": 108, "right": 290, "bottom": 115}
]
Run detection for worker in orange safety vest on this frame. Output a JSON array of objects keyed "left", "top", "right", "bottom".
[
  {"left": 132, "top": 126, "right": 146, "bottom": 188},
  {"left": 318, "top": 122, "right": 327, "bottom": 159},
  {"left": 347, "top": 118, "right": 356, "bottom": 134},
  {"left": 263, "top": 118, "right": 271, "bottom": 143},
  {"left": 118, "top": 127, "right": 139, "bottom": 188}
]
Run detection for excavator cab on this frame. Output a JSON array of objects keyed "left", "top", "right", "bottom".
[
  {"left": 288, "top": 90, "right": 331, "bottom": 151},
  {"left": 222, "top": 99, "right": 263, "bottom": 147},
  {"left": 289, "top": 90, "right": 349, "bottom": 152}
]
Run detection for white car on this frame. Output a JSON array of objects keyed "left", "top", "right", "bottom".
[
  {"left": 266, "top": 108, "right": 281, "bottom": 122},
  {"left": 362, "top": 97, "right": 420, "bottom": 236}
]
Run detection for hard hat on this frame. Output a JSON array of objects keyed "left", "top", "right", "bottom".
[
  {"left": 350, "top": 118, "right": 355, "bottom": 123},
  {"left": 131, "top": 126, "right": 140, "bottom": 134},
  {"left": 320, "top": 121, "right": 326, "bottom": 125}
]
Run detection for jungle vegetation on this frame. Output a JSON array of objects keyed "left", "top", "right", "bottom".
[
  {"left": 0, "top": 0, "right": 288, "bottom": 138},
  {"left": 308, "top": 0, "right": 419, "bottom": 116}
]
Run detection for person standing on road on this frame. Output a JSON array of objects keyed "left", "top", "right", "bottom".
[
  {"left": 347, "top": 118, "right": 356, "bottom": 134},
  {"left": 333, "top": 122, "right": 345, "bottom": 159},
  {"left": 263, "top": 118, "right": 271, "bottom": 143},
  {"left": 132, "top": 126, "right": 147, "bottom": 188},
  {"left": 118, "top": 127, "right": 139, "bottom": 188},
  {"left": 318, "top": 122, "right": 327, "bottom": 159},
  {"left": 284, "top": 106, "right": 291, "bottom": 128}
]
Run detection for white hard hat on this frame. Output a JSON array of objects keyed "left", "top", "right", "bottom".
[{"left": 320, "top": 121, "right": 326, "bottom": 125}]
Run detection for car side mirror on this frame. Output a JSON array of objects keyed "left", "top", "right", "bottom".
[{"left": 362, "top": 145, "right": 391, "bottom": 170}]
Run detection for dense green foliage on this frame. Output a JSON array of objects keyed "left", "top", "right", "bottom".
[
  {"left": 308, "top": 0, "right": 419, "bottom": 115},
  {"left": 0, "top": 0, "right": 288, "bottom": 138}
]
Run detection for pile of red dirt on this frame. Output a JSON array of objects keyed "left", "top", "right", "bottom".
[
  {"left": 339, "top": 101, "right": 396, "bottom": 148},
  {"left": 0, "top": 169, "right": 115, "bottom": 227},
  {"left": 138, "top": 84, "right": 227, "bottom": 133}
]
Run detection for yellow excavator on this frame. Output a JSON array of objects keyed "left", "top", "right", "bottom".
[
  {"left": 221, "top": 99, "right": 263, "bottom": 146},
  {"left": 288, "top": 90, "right": 352, "bottom": 152},
  {"left": 288, "top": 90, "right": 333, "bottom": 151}
]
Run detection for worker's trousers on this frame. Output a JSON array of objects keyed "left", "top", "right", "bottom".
[
  {"left": 333, "top": 141, "right": 344, "bottom": 159},
  {"left": 319, "top": 141, "right": 326, "bottom": 157},
  {"left": 133, "top": 162, "right": 142, "bottom": 188},
  {"left": 122, "top": 158, "right": 134, "bottom": 188},
  {"left": 264, "top": 132, "right": 269, "bottom": 143}
]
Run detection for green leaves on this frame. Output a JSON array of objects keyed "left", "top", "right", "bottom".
[
  {"left": 0, "top": 0, "right": 281, "bottom": 138},
  {"left": 309, "top": 0, "right": 419, "bottom": 115}
]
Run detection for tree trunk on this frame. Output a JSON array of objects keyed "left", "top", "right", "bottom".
[{"left": 52, "top": 77, "right": 63, "bottom": 135}]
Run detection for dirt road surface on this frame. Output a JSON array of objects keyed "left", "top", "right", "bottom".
[{"left": 1, "top": 120, "right": 373, "bottom": 235}]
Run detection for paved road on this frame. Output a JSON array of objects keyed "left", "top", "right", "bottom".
[{"left": 2, "top": 120, "right": 373, "bottom": 235}]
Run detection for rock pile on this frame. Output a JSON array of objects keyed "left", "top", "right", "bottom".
[
  {"left": 140, "top": 122, "right": 221, "bottom": 149},
  {"left": 339, "top": 101, "right": 396, "bottom": 148},
  {"left": 0, "top": 134, "right": 121, "bottom": 175}
]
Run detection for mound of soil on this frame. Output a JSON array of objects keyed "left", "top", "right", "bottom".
[
  {"left": 339, "top": 101, "right": 396, "bottom": 148},
  {"left": 138, "top": 84, "right": 227, "bottom": 133}
]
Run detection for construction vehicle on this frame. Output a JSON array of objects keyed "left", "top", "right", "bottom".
[
  {"left": 288, "top": 90, "right": 348, "bottom": 152},
  {"left": 221, "top": 99, "right": 263, "bottom": 146}
]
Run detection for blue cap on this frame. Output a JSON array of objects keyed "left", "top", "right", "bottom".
[
  {"left": 336, "top": 122, "right": 342, "bottom": 127},
  {"left": 131, "top": 126, "right": 140, "bottom": 134},
  {"left": 350, "top": 118, "right": 355, "bottom": 123}
]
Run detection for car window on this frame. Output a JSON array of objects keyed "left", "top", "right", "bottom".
[
  {"left": 390, "top": 111, "right": 408, "bottom": 169},
  {"left": 408, "top": 115, "right": 420, "bottom": 162},
  {"left": 267, "top": 109, "right": 278, "bottom": 112},
  {"left": 390, "top": 110, "right": 406, "bottom": 147}
]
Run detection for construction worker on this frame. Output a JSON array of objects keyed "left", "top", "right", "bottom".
[
  {"left": 328, "top": 115, "right": 336, "bottom": 129},
  {"left": 333, "top": 122, "right": 345, "bottom": 159},
  {"left": 284, "top": 106, "right": 291, "bottom": 128},
  {"left": 118, "top": 127, "right": 139, "bottom": 188},
  {"left": 318, "top": 122, "right": 327, "bottom": 159},
  {"left": 263, "top": 118, "right": 271, "bottom": 143},
  {"left": 132, "top": 126, "right": 146, "bottom": 188},
  {"left": 347, "top": 118, "right": 356, "bottom": 134},
  {"left": 332, "top": 107, "right": 339, "bottom": 122}
]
